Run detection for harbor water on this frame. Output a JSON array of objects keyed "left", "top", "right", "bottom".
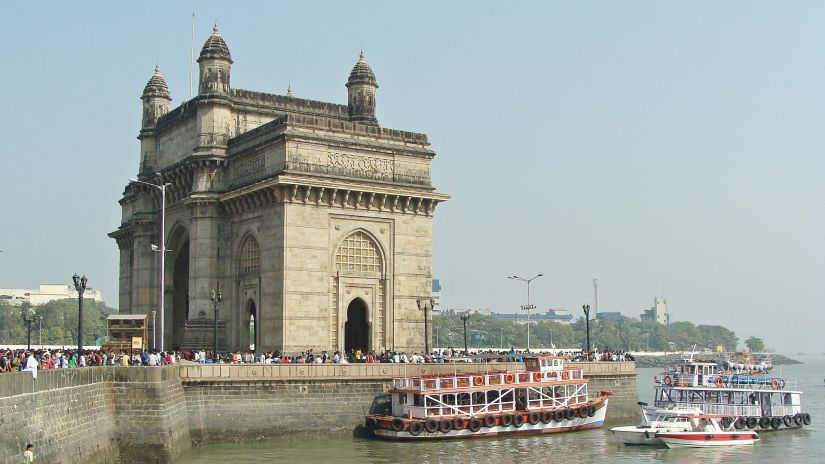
[{"left": 176, "top": 355, "right": 824, "bottom": 463}]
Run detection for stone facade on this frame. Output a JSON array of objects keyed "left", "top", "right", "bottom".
[{"left": 110, "top": 25, "right": 449, "bottom": 353}]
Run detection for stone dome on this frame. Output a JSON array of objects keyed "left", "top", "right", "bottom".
[
  {"left": 346, "top": 51, "right": 377, "bottom": 87},
  {"left": 142, "top": 66, "right": 171, "bottom": 100},
  {"left": 198, "top": 23, "right": 233, "bottom": 63}
]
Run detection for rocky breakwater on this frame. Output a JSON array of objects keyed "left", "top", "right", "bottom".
[{"left": 634, "top": 353, "right": 801, "bottom": 368}]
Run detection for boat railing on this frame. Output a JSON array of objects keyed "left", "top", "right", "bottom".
[
  {"left": 392, "top": 368, "right": 584, "bottom": 391},
  {"left": 656, "top": 374, "right": 796, "bottom": 391},
  {"left": 660, "top": 402, "right": 800, "bottom": 418}
]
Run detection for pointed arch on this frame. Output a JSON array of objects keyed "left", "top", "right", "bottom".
[
  {"left": 238, "top": 234, "right": 260, "bottom": 278},
  {"left": 334, "top": 229, "right": 384, "bottom": 274}
]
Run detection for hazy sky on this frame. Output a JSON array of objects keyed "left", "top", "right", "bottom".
[{"left": 1, "top": 2, "right": 822, "bottom": 353}]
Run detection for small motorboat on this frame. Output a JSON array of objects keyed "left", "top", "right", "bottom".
[
  {"left": 656, "top": 415, "right": 759, "bottom": 448},
  {"left": 610, "top": 402, "right": 703, "bottom": 445}
]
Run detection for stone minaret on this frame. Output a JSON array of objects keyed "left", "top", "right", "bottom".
[
  {"left": 346, "top": 51, "right": 379, "bottom": 125},
  {"left": 139, "top": 65, "right": 171, "bottom": 173}
]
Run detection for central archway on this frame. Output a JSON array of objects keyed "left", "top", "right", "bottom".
[{"left": 344, "top": 298, "right": 368, "bottom": 353}]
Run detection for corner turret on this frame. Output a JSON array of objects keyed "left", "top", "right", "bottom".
[
  {"left": 141, "top": 65, "right": 172, "bottom": 129},
  {"left": 346, "top": 51, "right": 378, "bottom": 125},
  {"left": 198, "top": 23, "right": 232, "bottom": 95}
]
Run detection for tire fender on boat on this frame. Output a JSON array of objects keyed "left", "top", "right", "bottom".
[
  {"left": 578, "top": 406, "right": 589, "bottom": 418},
  {"left": 770, "top": 417, "right": 781, "bottom": 429},
  {"left": 541, "top": 410, "right": 553, "bottom": 424},
  {"left": 759, "top": 416, "right": 771, "bottom": 429},
  {"left": 528, "top": 411, "right": 541, "bottom": 425},
  {"left": 734, "top": 417, "right": 746, "bottom": 429},
  {"left": 452, "top": 417, "right": 465, "bottom": 430},
  {"left": 794, "top": 413, "right": 804, "bottom": 426},
  {"left": 803, "top": 413, "right": 812, "bottom": 426},
  {"left": 468, "top": 418, "right": 482, "bottom": 432},
  {"left": 391, "top": 418, "right": 405, "bottom": 432},
  {"left": 746, "top": 416, "right": 758, "bottom": 429},
  {"left": 501, "top": 414, "right": 514, "bottom": 427},
  {"left": 553, "top": 409, "right": 565, "bottom": 422},
  {"left": 424, "top": 418, "right": 439, "bottom": 433},
  {"left": 783, "top": 415, "right": 793, "bottom": 427},
  {"left": 483, "top": 415, "right": 497, "bottom": 428},
  {"left": 513, "top": 414, "right": 525, "bottom": 428},
  {"left": 439, "top": 419, "right": 453, "bottom": 433},
  {"left": 408, "top": 421, "right": 423, "bottom": 436},
  {"left": 587, "top": 405, "right": 596, "bottom": 417}
]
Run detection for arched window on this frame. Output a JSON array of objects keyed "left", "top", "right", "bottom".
[
  {"left": 335, "top": 231, "right": 382, "bottom": 272},
  {"left": 239, "top": 237, "right": 260, "bottom": 277}
]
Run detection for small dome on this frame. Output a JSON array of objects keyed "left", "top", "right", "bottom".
[
  {"left": 346, "top": 51, "right": 377, "bottom": 87},
  {"left": 142, "top": 65, "right": 171, "bottom": 100},
  {"left": 198, "top": 23, "right": 233, "bottom": 63}
]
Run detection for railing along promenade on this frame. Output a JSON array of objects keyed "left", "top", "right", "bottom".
[{"left": 177, "top": 361, "right": 636, "bottom": 382}]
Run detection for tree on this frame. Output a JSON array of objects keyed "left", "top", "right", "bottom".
[{"left": 744, "top": 336, "right": 765, "bottom": 352}]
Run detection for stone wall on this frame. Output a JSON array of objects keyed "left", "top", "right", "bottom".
[
  {"left": 0, "top": 367, "right": 191, "bottom": 464},
  {"left": 0, "top": 369, "right": 118, "bottom": 464}
]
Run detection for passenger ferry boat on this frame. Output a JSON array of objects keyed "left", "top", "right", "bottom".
[
  {"left": 365, "top": 356, "right": 612, "bottom": 440},
  {"left": 656, "top": 415, "right": 759, "bottom": 448},
  {"left": 649, "top": 353, "right": 810, "bottom": 432}
]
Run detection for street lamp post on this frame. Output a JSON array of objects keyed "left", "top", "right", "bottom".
[
  {"left": 416, "top": 298, "right": 434, "bottom": 354},
  {"left": 459, "top": 314, "right": 470, "bottom": 354},
  {"left": 211, "top": 287, "right": 222, "bottom": 362},
  {"left": 24, "top": 308, "right": 36, "bottom": 350},
  {"left": 582, "top": 304, "right": 592, "bottom": 355},
  {"left": 130, "top": 178, "right": 170, "bottom": 352},
  {"left": 508, "top": 274, "right": 543, "bottom": 352},
  {"left": 151, "top": 310, "right": 157, "bottom": 350},
  {"left": 72, "top": 274, "right": 88, "bottom": 351}
]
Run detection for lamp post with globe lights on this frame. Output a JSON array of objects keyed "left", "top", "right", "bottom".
[{"left": 72, "top": 273, "right": 88, "bottom": 351}]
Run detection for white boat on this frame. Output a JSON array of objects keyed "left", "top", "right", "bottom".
[
  {"left": 649, "top": 352, "right": 809, "bottom": 431},
  {"left": 365, "top": 355, "right": 611, "bottom": 440},
  {"left": 610, "top": 402, "right": 703, "bottom": 445},
  {"left": 656, "top": 415, "right": 759, "bottom": 448}
]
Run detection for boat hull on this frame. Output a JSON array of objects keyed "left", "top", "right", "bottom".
[
  {"left": 610, "top": 426, "right": 669, "bottom": 445},
  {"left": 372, "top": 398, "right": 608, "bottom": 441},
  {"left": 657, "top": 432, "right": 758, "bottom": 448}
]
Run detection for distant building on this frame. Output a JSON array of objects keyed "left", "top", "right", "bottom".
[
  {"left": 640, "top": 297, "right": 669, "bottom": 325},
  {"left": 596, "top": 311, "right": 622, "bottom": 320},
  {"left": 0, "top": 284, "right": 104, "bottom": 306},
  {"left": 492, "top": 308, "right": 574, "bottom": 325},
  {"left": 432, "top": 279, "right": 442, "bottom": 311}
]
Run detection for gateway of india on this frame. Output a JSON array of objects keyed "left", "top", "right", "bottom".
[{"left": 109, "top": 25, "right": 449, "bottom": 354}]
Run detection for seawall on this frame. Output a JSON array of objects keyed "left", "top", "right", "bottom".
[{"left": 0, "top": 362, "right": 637, "bottom": 463}]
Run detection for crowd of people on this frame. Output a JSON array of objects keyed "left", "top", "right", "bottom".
[{"left": 0, "top": 346, "right": 634, "bottom": 377}]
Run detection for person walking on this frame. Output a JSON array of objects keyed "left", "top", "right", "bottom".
[{"left": 23, "top": 443, "right": 34, "bottom": 462}]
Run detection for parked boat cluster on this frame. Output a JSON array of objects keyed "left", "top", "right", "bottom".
[{"left": 364, "top": 351, "right": 809, "bottom": 448}]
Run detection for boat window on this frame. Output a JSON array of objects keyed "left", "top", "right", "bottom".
[
  {"left": 502, "top": 390, "right": 514, "bottom": 403},
  {"left": 414, "top": 395, "right": 424, "bottom": 407},
  {"left": 458, "top": 393, "right": 471, "bottom": 405},
  {"left": 473, "top": 391, "right": 486, "bottom": 405},
  {"left": 397, "top": 393, "right": 407, "bottom": 405},
  {"left": 444, "top": 394, "right": 456, "bottom": 406}
]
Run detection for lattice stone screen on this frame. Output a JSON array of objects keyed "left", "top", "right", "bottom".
[
  {"left": 335, "top": 231, "right": 382, "bottom": 272},
  {"left": 239, "top": 237, "right": 260, "bottom": 276}
]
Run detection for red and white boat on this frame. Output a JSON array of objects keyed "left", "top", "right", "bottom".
[
  {"left": 656, "top": 415, "right": 759, "bottom": 448},
  {"left": 365, "top": 355, "right": 611, "bottom": 440}
]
